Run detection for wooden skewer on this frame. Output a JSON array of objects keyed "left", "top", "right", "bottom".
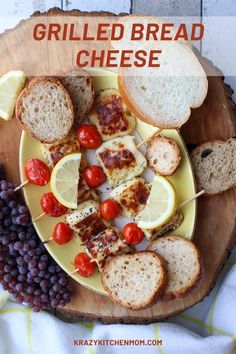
[
  {"left": 14, "top": 180, "right": 29, "bottom": 192},
  {"left": 177, "top": 190, "right": 205, "bottom": 210},
  {"left": 136, "top": 128, "right": 162, "bottom": 149},
  {"left": 68, "top": 259, "right": 97, "bottom": 276},
  {"left": 33, "top": 212, "right": 46, "bottom": 222},
  {"left": 42, "top": 237, "right": 53, "bottom": 244}
]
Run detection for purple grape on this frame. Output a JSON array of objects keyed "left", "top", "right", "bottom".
[
  {"left": 0, "top": 179, "right": 72, "bottom": 312},
  {"left": 16, "top": 283, "right": 24, "bottom": 292}
]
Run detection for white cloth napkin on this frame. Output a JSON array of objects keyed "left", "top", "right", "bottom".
[{"left": 0, "top": 247, "right": 236, "bottom": 354}]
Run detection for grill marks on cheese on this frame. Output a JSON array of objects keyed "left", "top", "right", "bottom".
[
  {"left": 66, "top": 201, "right": 128, "bottom": 270},
  {"left": 75, "top": 211, "right": 107, "bottom": 242},
  {"left": 99, "top": 145, "right": 136, "bottom": 170},
  {"left": 110, "top": 178, "right": 150, "bottom": 218},
  {"left": 42, "top": 132, "right": 81, "bottom": 168},
  {"left": 89, "top": 89, "right": 135, "bottom": 141},
  {"left": 96, "top": 136, "right": 147, "bottom": 187},
  {"left": 96, "top": 95, "right": 128, "bottom": 133},
  {"left": 85, "top": 228, "right": 129, "bottom": 271}
]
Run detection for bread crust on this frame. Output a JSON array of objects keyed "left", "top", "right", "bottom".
[
  {"left": 101, "top": 251, "right": 168, "bottom": 310},
  {"left": 191, "top": 139, "right": 236, "bottom": 195},
  {"left": 118, "top": 63, "right": 208, "bottom": 129},
  {"left": 16, "top": 77, "right": 74, "bottom": 143},
  {"left": 56, "top": 67, "right": 95, "bottom": 124},
  {"left": 147, "top": 235, "right": 203, "bottom": 300},
  {"left": 147, "top": 135, "right": 181, "bottom": 176}
]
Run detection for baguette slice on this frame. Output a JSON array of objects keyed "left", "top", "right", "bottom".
[
  {"left": 58, "top": 68, "right": 94, "bottom": 125},
  {"left": 147, "top": 135, "right": 181, "bottom": 176},
  {"left": 101, "top": 251, "right": 167, "bottom": 310},
  {"left": 118, "top": 41, "right": 208, "bottom": 128},
  {"left": 191, "top": 138, "right": 236, "bottom": 195},
  {"left": 16, "top": 77, "right": 74, "bottom": 143},
  {"left": 147, "top": 235, "right": 202, "bottom": 300}
]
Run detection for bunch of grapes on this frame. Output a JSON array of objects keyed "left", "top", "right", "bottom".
[{"left": 0, "top": 169, "right": 72, "bottom": 312}]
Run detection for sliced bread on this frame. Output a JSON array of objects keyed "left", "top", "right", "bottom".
[
  {"left": 191, "top": 138, "right": 236, "bottom": 195},
  {"left": 118, "top": 41, "right": 208, "bottom": 128},
  {"left": 101, "top": 251, "right": 167, "bottom": 310},
  {"left": 16, "top": 77, "right": 74, "bottom": 143},
  {"left": 146, "top": 135, "right": 181, "bottom": 176},
  {"left": 58, "top": 68, "right": 94, "bottom": 125},
  {"left": 147, "top": 235, "right": 202, "bottom": 300}
]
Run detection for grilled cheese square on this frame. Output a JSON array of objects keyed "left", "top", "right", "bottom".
[
  {"left": 42, "top": 132, "right": 81, "bottom": 168},
  {"left": 88, "top": 89, "right": 135, "bottom": 141},
  {"left": 66, "top": 200, "right": 108, "bottom": 242},
  {"left": 84, "top": 227, "right": 130, "bottom": 271},
  {"left": 96, "top": 136, "right": 147, "bottom": 187},
  {"left": 110, "top": 178, "right": 150, "bottom": 218}
]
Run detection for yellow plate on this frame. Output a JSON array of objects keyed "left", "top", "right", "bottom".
[{"left": 19, "top": 68, "right": 196, "bottom": 295}]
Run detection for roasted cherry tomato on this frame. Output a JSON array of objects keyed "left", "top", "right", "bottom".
[
  {"left": 77, "top": 124, "right": 102, "bottom": 149},
  {"left": 74, "top": 252, "right": 96, "bottom": 277},
  {"left": 83, "top": 165, "right": 107, "bottom": 188},
  {"left": 25, "top": 159, "right": 50, "bottom": 186},
  {"left": 53, "top": 222, "right": 73, "bottom": 245},
  {"left": 40, "top": 192, "right": 67, "bottom": 217},
  {"left": 123, "top": 223, "right": 144, "bottom": 245},
  {"left": 100, "top": 199, "right": 121, "bottom": 221}
]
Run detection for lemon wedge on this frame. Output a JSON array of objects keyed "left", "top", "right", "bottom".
[
  {"left": 0, "top": 70, "right": 26, "bottom": 120},
  {"left": 135, "top": 175, "right": 176, "bottom": 229},
  {"left": 50, "top": 153, "right": 81, "bottom": 209}
]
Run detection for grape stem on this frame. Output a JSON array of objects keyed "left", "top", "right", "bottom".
[
  {"left": 33, "top": 212, "right": 46, "bottom": 222},
  {"left": 14, "top": 180, "right": 29, "bottom": 192}
]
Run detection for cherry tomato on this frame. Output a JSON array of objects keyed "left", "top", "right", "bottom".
[
  {"left": 74, "top": 252, "right": 96, "bottom": 277},
  {"left": 25, "top": 159, "right": 50, "bottom": 186},
  {"left": 83, "top": 165, "right": 107, "bottom": 188},
  {"left": 40, "top": 192, "right": 67, "bottom": 217},
  {"left": 77, "top": 124, "right": 102, "bottom": 149},
  {"left": 100, "top": 199, "right": 121, "bottom": 221},
  {"left": 53, "top": 222, "right": 73, "bottom": 245},
  {"left": 123, "top": 223, "right": 144, "bottom": 245}
]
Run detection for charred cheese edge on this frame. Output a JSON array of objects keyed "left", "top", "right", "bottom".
[
  {"left": 110, "top": 178, "right": 150, "bottom": 217},
  {"left": 95, "top": 136, "right": 147, "bottom": 187},
  {"left": 84, "top": 227, "right": 130, "bottom": 272},
  {"left": 65, "top": 200, "right": 109, "bottom": 242},
  {"left": 142, "top": 212, "right": 184, "bottom": 241},
  {"left": 42, "top": 132, "right": 81, "bottom": 168},
  {"left": 88, "top": 88, "right": 136, "bottom": 141}
]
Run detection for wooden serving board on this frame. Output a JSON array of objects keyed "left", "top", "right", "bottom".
[{"left": 0, "top": 8, "right": 236, "bottom": 323}]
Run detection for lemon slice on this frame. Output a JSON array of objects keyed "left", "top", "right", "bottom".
[
  {"left": 50, "top": 153, "right": 81, "bottom": 209},
  {"left": 136, "top": 175, "right": 176, "bottom": 229},
  {"left": 0, "top": 70, "right": 26, "bottom": 120}
]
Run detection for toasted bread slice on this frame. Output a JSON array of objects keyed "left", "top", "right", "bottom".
[
  {"left": 191, "top": 138, "right": 236, "bottom": 195},
  {"left": 58, "top": 68, "right": 94, "bottom": 125},
  {"left": 147, "top": 235, "right": 202, "bottom": 300},
  {"left": 147, "top": 135, "right": 181, "bottom": 176},
  {"left": 88, "top": 88, "right": 135, "bottom": 140},
  {"left": 16, "top": 77, "right": 73, "bottom": 143},
  {"left": 118, "top": 41, "right": 208, "bottom": 128},
  {"left": 101, "top": 251, "right": 167, "bottom": 310}
]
